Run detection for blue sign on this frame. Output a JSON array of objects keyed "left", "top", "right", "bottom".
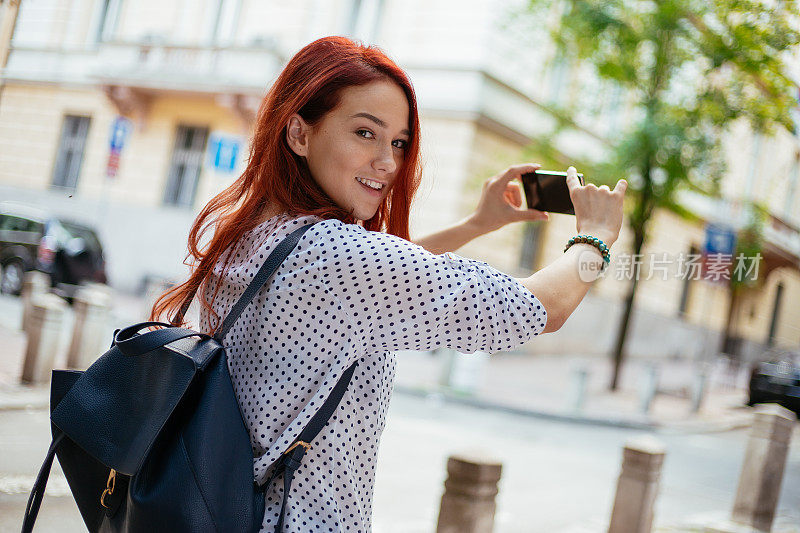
[
  {"left": 109, "top": 116, "right": 132, "bottom": 152},
  {"left": 704, "top": 223, "right": 737, "bottom": 256},
  {"left": 208, "top": 134, "right": 241, "bottom": 173}
]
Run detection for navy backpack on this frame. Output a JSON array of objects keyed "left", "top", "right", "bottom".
[{"left": 22, "top": 224, "right": 357, "bottom": 533}]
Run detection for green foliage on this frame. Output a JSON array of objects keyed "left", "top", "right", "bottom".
[
  {"left": 732, "top": 201, "right": 767, "bottom": 287},
  {"left": 520, "top": 0, "right": 800, "bottom": 386},
  {"left": 521, "top": 0, "right": 800, "bottom": 235}
]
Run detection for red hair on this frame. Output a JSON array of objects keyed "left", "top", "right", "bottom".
[{"left": 150, "top": 36, "right": 422, "bottom": 330}]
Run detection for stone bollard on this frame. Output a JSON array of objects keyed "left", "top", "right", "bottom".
[
  {"left": 66, "top": 285, "right": 112, "bottom": 369},
  {"left": 436, "top": 452, "right": 502, "bottom": 533},
  {"left": 20, "top": 270, "right": 50, "bottom": 333},
  {"left": 730, "top": 403, "right": 795, "bottom": 532},
  {"left": 608, "top": 435, "right": 666, "bottom": 533},
  {"left": 21, "top": 293, "right": 67, "bottom": 384}
]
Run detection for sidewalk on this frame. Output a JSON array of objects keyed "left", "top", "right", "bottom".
[
  {"left": 0, "top": 290, "right": 759, "bottom": 434},
  {"left": 393, "top": 349, "right": 757, "bottom": 434},
  {"left": 0, "top": 290, "right": 146, "bottom": 411}
]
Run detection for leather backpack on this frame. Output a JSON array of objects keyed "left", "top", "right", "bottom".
[{"left": 22, "top": 223, "right": 357, "bottom": 533}]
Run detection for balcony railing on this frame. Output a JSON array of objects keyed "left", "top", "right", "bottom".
[
  {"left": 95, "top": 41, "right": 283, "bottom": 93},
  {"left": 3, "top": 40, "right": 284, "bottom": 94}
]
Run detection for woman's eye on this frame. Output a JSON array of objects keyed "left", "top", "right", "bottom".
[{"left": 356, "top": 129, "right": 407, "bottom": 150}]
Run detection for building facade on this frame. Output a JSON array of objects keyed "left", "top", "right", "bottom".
[{"left": 0, "top": 0, "right": 797, "bottom": 361}]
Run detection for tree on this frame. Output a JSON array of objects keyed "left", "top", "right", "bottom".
[{"left": 521, "top": 0, "right": 800, "bottom": 390}]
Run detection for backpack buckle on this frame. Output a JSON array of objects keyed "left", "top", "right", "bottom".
[
  {"left": 100, "top": 469, "right": 116, "bottom": 509},
  {"left": 283, "top": 441, "right": 311, "bottom": 455}
]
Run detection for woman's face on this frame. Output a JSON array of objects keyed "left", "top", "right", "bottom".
[{"left": 286, "top": 80, "right": 411, "bottom": 221}]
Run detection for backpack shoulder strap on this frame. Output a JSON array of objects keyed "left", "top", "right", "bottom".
[
  {"left": 213, "top": 223, "right": 314, "bottom": 343},
  {"left": 263, "top": 361, "right": 358, "bottom": 533},
  {"left": 295, "top": 360, "right": 357, "bottom": 447}
]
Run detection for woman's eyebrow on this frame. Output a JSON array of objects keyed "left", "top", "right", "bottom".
[{"left": 350, "top": 112, "right": 411, "bottom": 136}]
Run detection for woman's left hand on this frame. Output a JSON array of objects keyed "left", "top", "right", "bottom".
[{"left": 469, "top": 163, "right": 550, "bottom": 234}]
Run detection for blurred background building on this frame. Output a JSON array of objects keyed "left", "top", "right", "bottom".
[{"left": 0, "top": 0, "right": 797, "bottom": 363}]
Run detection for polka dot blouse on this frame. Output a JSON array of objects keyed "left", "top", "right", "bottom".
[{"left": 197, "top": 214, "right": 547, "bottom": 532}]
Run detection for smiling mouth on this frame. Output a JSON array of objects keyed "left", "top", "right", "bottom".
[{"left": 356, "top": 176, "right": 385, "bottom": 192}]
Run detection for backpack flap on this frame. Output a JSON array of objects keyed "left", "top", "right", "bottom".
[
  {"left": 50, "top": 340, "right": 203, "bottom": 477},
  {"left": 49, "top": 369, "right": 124, "bottom": 531}
]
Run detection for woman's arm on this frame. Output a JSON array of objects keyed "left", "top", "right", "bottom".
[
  {"left": 414, "top": 164, "right": 549, "bottom": 254},
  {"left": 519, "top": 243, "right": 605, "bottom": 333},
  {"left": 413, "top": 215, "right": 489, "bottom": 255},
  {"left": 519, "top": 167, "right": 627, "bottom": 333}
]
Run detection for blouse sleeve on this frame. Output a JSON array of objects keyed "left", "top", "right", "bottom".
[{"left": 305, "top": 220, "right": 547, "bottom": 354}]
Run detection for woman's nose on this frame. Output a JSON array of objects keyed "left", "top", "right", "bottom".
[{"left": 372, "top": 143, "right": 397, "bottom": 175}]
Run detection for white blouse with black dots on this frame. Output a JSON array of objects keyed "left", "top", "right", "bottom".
[{"left": 197, "top": 214, "right": 547, "bottom": 532}]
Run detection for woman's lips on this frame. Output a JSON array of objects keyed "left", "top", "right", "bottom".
[{"left": 356, "top": 178, "right": 384, "bottom": 196}]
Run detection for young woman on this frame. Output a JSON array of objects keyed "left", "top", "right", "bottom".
[{"left": 152, "top": 36, "right": 626, "bottom": 532}]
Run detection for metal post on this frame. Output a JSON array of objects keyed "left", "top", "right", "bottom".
[
  {"left": 141, "top": 276, "right": 172, "bottom": 321},
  {"left": 690, "top": 367, "right": 708, "bottom": 413},
  {"left": 436, "top": 453, "right": 502, "bottom": 533},
  {"left": 21, "top": 293, "right": 66, "bottom": 384},
  {"left": 446, "top": 352, "right": 489, "bottom": 396},
  {"left": 570, "top": 364, "right": 590, "bottom": 412},
  {"left": 608, "top": 436, "right": 666, "bottom": 533},
  {"left": 0, "top": 0, "right": 21, "bottom": 79},
  {"left": 639, "top": 363, "right": 659, "bottom": 415}
]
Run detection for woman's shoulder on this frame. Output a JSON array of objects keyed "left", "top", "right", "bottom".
[{"left": 304, "top": 217, "right": 407, "bottom": 247}]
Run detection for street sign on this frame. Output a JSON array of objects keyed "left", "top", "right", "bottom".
[
  {"left": 106, "top": 116, "right": 132, "bottom": 179},
  {"left": 105, "top": 151, "right": 120, "bottom": 178},
  {"left": 208, "top": 133, "right": 241, "bottom": 173},
  {"left": 704, "top": 223, "right": 737, "bottom": 255},
  {"left": 109, "top": 116, "right": 132, "bottom": 152},
  {"left": 702, "top": 223, "right": 737, "bottom": 283}
]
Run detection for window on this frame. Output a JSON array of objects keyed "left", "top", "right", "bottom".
[
  {"left": 678, "top": 245, "right": 698, "bottom": 316},
  {"left": 547, "top": 52, "right": 569, "bottom": 106},
  {"left": 207, "top": 0, "right": 241, "bottom": 45},
  {"left": 93, "top": 0, "right": 122, "bottom": 43},
  {"left": 163, "top": 125, "right": 209, "bottom": 207},
  {"left": 767, "top": 282, "right": 784, "bottom": 346},
  {"left": 0, "top": 215, "right": 42, "bottom": 234},
  {"left": 518, "top": 222, "right": 544, "bottom": 274},
  {"left": 784, "top": 152, "right": 799, "bottom": 221},
  {"left": 52, "top": 115, "right": 91, "bottom": 190},
  {"left": 346, "top": 0, "right": 385, "bottom": 42}
]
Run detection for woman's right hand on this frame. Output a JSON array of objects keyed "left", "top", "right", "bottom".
[{"left": 566, "top": 166, "right": 627, "bottom": 247}]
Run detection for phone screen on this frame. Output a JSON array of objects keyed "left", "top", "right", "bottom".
[{"left": 520, "top": 171, "right": 584, "bottom": 215}]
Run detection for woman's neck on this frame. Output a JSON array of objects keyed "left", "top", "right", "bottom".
[{"left": 256, "top": 205, "right": 285, "bottom": 226}]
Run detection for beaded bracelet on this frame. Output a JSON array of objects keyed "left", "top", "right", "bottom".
[{"left": 564, "top": 234, "right": 611, "bottom": 270}]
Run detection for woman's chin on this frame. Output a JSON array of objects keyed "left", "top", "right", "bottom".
[{"left": 352, "top": 206, "right": 379, "bottom": 222}]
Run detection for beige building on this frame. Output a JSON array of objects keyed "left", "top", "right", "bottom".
[{"left": 0, "top": 0, "right": 797, "bottom": 362}]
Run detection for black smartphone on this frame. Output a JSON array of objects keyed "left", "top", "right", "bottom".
[{"left": 520, "top": 170, "right": 584, "bottom": 215}]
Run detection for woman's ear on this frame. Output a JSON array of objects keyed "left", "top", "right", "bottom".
[{"left": 286, "top": 114, "right": 311, "bottom": 157}]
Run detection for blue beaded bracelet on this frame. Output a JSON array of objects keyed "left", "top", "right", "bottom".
[{"left": 564, "top": 234, "right": 611, "bottom": 269}]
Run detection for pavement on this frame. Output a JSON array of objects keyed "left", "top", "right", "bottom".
[
  {"left": 0, "top": 290, "right": 766, "bottom": 434},
  {"left": 393, "top": 349, "right": 759, "bottom": 435}
]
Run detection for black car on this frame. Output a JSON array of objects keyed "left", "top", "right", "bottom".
[
  {"left": 747, "top": 357, "right": 800, "bottom": 418},
  {"left": 0, "top": 202, "right": 107, "bottom": 299}
]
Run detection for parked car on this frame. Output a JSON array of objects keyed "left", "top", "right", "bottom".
[
  {"left": 747, "top": 355, "right": 800, "bottom": 418},
  {"left": 0, "top": 202, "right": 107, "bottom": 300}
]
